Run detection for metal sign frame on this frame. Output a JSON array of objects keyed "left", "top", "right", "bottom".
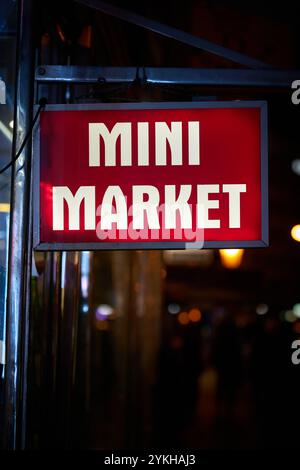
[{"left": 32, "top": 100, "right": 268, "bottom": 251}]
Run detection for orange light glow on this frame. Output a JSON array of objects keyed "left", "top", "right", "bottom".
[
  {"left": 161, "top": 268, "right": 167, "bottom": 279},
  {"left": 293, "top": 322, "right": 300, "bottom": 334},
  {"left": 78, "top": 25, "right": 93, "bottom": 49},
  {"left": 96, "top": 320, "right": 109, "bottom": 331},
  {"left": 0, "top": 203, "right": 10, "bottom": 213},
  {"left": 188, "top": 308, "right": 202, "bottom": 322},
  {"left": 178, "top": 311, "right": 189, "bottom": 325},
  {"left": 219, "top": 249, "right": 244, "bottom": 269}
]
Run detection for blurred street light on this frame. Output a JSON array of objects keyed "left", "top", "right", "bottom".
[
  {"left": 256, "top": 303, "right": 269, "bottom": 315},
  {"left": 188, "top": 308, "right": 202, "bottom": 322},
  {"left": 291, "top": 224, "right": 300, "bottom": 242},
  {"left": 219, "top": 249, "right": 244, "bottom": 269},
  {"left": 178, "top": 311, "right": 189, "bottom": 325},
  {"left": 291, "top": 159, "right": 300, "bottom": 175}
]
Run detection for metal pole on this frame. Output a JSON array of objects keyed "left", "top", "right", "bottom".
[
  {"left": 35, "top": 65, "right": 299, "bottom": 88},
  {"left": 3, "top": 0, "right": 35, "bottom": 450}
]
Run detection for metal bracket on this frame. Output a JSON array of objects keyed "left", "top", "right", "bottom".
[{"left": 35, "top": 65, "right": 299, "bottom": 88}]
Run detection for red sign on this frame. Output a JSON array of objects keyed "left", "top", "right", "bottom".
[{"left": 33, "top": 102, "right": 268, "bottom": 250}]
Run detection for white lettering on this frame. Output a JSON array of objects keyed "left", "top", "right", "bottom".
[
  {"left": 188, "top": 121, "right": 200, "bottom": 165},
  {"left": 100, "top": 186, "right": 127, "bottom": 229},
  {"left": 137, "top": 122, "right": 149, "bottom": 166},
  {"left": 197, "top": 184, "right": 220, "bottom": 228},
  {"left": 165, "top": 185, "right": 192, "bottom": 229},
  {"left": 222, "top": 184, "right": 247, "bottom": 228},
  {"left": 155, "top": 122, "right": 182, "bottom": 166},
  {"left": 89, "top": 122, "right": 131, "bottom": 166},
  {"left": 52, "top": 186, "right": 95, "bottom": 230},
  {"left": 132, "top": 185, "right": 160, "bottom": 229}
]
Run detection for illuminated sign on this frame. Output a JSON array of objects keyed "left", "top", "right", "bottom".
[{"left": 33, "top": 102, "right": 268, "bottom": 250}]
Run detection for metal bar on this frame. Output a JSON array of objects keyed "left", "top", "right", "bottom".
[
  {"left": 57, "top": 252, "right": 80, "bottom": 448},
  {"left": 3, "top": 0, "right": 35, "bottom": 450},
  {"left": 35, "top": 65, "right": 298, "bottom": 88},
  {"left": 21, "top": 178, "right": 33, "bottom": 450},
  {"left": 75, "top": 0, "right": 270, "bottom": 70},
  {"left": 35, "top": 65, "right": 138, "bottom": 83},
  {"left": 34, "top": 240, "right": 267, "bottom": 251},
  {"left": 144, "top": 68, "right": 298, "bottom": 88}
]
